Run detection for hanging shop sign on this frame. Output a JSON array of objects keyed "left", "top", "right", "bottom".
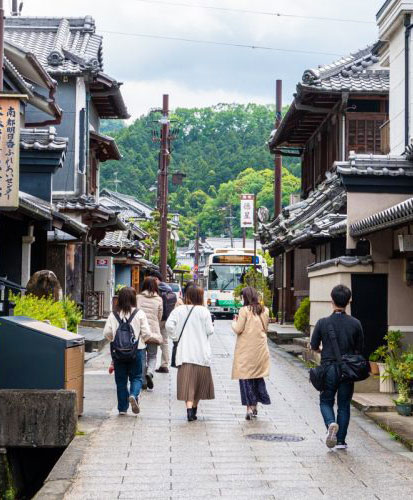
[
  {"left": 0, "top": 96, "right": 21, "bottom": 210},
  {"left": 240, "top": 194, "right": 255, "bottom": 228}
]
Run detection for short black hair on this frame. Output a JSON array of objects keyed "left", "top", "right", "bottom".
[
  {"left": 331, "top": 285, "right": 351, "bottom": 308},
  {"left": 150, "top": 270, "right": 163, "bottom": 281}
]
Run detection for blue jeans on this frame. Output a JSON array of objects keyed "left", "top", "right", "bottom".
[
  {"left": 320, "top": 364, "right": 354, "bottom": 443},
  {"left": 114, "top": 349, "right": 144, "bottom": 412}
]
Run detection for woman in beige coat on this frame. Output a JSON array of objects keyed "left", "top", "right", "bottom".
[
  {"left": 232, "top": 286, "right": 271, "bottom": 420},
  {"left": 137, "top": 277, "right": 163, "bottom": 391}
]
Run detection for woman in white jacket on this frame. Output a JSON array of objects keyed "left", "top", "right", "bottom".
[
  {"left": 166, "top": 285, "right": 215, "bottom": 421},
  {"left": 103, "top": 287, "right": 151, "bottom": 415}
]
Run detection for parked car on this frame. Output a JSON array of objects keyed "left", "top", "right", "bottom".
[{"left": 169, "top": 282, "right": 182, "bottom": 300}]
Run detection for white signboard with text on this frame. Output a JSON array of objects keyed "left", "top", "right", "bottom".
[
  {"left": 240, "top": 194, "right": 255, "bottom": 228},
  {"left": 0, "top": 97, "right": 20, "bottom": 210}
]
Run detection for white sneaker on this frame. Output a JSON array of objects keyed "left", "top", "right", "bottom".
[
  {"left": 129, "top": 395, "right": 140, "bottom": 414},
  {"left": 119, "top": 411, "right": 127, "bottom": 416},
  {"left": 336, "top": 442, "right": 348, "bottom": 449},
  {"left": 326, "top": 423, "right": 339, "bottom": 448}
]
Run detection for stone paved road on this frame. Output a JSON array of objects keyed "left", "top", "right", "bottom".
[{"left": 65, "top": 320, "right": 413, "bottom": 500}]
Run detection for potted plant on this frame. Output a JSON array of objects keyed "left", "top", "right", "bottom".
[
  {"left": 385, "top": 351, "right": 413, "bottom": 416},
  {"left": 369, "top": 345, "right": 386, "bottom": 376},
  {"left": 376, "top": 330, "right": 403, "bottom": 393}
]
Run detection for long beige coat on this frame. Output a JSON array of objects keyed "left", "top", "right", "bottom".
[
  {"left": 137, "top": 291, "right": 163, "bottom": 344},
  {"left": 231, "top": 306, "right": 270, "bottom": 380}
]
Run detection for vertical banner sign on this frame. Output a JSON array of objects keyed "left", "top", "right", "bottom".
[
  {"left": 0, "top": 97, "right": 20, "bottom": 209},
  {"left": 240, "top": 194, "right": 255, "bottom": 228}
]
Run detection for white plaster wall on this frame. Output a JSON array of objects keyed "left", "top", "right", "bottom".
[
  {"left": 346, "top": 192, "right": 412, "bottom": 248},
  {"left": 377, "top": 0, "right": 413, "bottom": 153},
  {"left": 389, "top": 24, "right": 406, "bottom": 154}
]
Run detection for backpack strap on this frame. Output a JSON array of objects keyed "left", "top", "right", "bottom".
[
  {"left": 113, "top": 311, "right": 123, "bottom": 324},
  {"left": 126, "top": 308, "right": 139, "bottom": 324},
  {"left": 327, "top": 321, "right": 343, "bottom": 363}
]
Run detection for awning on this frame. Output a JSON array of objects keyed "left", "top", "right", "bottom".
[
  {"left": 89, "top": 72, "right": 130, "bottom": 119},
  {"left": 90, "top": 130, "right": 121, "bottom": 161}
]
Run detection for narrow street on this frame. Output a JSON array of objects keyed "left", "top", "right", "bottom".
[{"left": 65, "top": 321, "right": 413, "bottom": 500}]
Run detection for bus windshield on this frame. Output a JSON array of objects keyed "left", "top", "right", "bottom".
[{"left": 208, "top": 265, "right": 256, "bottom": 291}]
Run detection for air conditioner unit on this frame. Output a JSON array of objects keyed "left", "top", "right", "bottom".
[{"left": 398, "top": 234, "right": 413, "bottom": 252}]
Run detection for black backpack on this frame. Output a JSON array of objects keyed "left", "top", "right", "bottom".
[
  {"left": 110, "top": 309, "right": 139, "bottom": 362},
  {"left": 161, "top": 289, "right": 177, "bottom": 321}
]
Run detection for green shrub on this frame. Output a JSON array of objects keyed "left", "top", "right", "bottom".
[
  {"left": 294, "top": 297, "right": 310, "bottom": 334},
  {"left": 11, "top": 293, "right": 67, "bottom": 329},
  {"left": 62, "top": 297, "right": 82, "bottom": 333},
  {"left": 10, "top": 293, "right": 82, "bottom": 333}
]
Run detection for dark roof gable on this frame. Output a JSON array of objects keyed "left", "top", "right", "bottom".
[{"left": 5, "top": 16, "right": 103, "bottom": 75}]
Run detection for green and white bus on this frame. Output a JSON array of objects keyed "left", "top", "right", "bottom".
[{"left": 203, "top": 249, "right": 268, "bottom": 317}]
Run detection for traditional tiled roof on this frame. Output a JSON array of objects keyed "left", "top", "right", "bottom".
[
  {"left": 99, "top": 189, "right": 153, "bottom": 220},
  {"left": 300, "top": 44, "right": 388, "bottom": 93},
  {"left": 336, "top": 153, "right": 413, "bottom": 177},
  {"left": 350, "top": 197, "right": 413, "bottom": 237},
  {"left": 20, "top": 127, "right": 68, "bottom": 151},
  {"left": 259, "top": 174, "right": 346, "bottom": 254},
  {"left": 98, "top": 230, "right": 145, "bottom": 252},
  {"left": 18, "top": 191, "right": 87, "bottom": 235},
  {"left": 308, "top": 255, "right": 373, "bottom": 273},
  {"left": 5, "top": 17, "right": 103, "bottom": 75},
  {"left": 55, "top": 195, "right": 112, "bottom": 214}
]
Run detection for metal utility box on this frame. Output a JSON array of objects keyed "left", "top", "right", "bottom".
[{"left": 0, "top": 316, "right": 85, "bottom": 414}]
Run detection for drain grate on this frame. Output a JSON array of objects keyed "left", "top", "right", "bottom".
[{"left": 246, "top": 433, "right": 304, "bottom": 442}]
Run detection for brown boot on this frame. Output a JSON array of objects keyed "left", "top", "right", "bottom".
[{"left": 156, "top": 367, "right": 169, "bottom": 373}]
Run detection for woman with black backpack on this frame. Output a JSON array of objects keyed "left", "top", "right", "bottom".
[{"left": 103, "top": 287, "right": 151, "bottom": 415}]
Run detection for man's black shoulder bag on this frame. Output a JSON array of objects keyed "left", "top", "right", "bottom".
[
  {"left": 309, "top": 320, "right": 369, "bottom": 391},
  {"left": 327, "top": 322, "right": 369, "bottom": 383}
]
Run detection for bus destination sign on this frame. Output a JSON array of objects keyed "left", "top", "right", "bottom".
[{"left": 212, "top": 255, "right": 259, "bottom": 264}]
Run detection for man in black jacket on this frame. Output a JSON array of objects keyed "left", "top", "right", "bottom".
[{"left": 311, "top": 285, "right": 364, "bottom": 449}]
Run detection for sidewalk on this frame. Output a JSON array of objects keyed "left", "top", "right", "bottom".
[{"left": 54, "top": 321, "right": 413, "bottom": 499}]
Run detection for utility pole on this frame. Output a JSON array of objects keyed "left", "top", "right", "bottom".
[
  {"left": 274, "top": 79, "right": 283, "bottom": 322},
  {"left": 158, "top": 94, "right": 170, "bottom": 282},
  {"left": 194, "top": 224, "right": 199, "bottom": 284},
  {"left": 242, "top": 227, "right": 246, "bottom": 249},
  {"left": 274, "top": 80, "right": 282, "bottom": 218},
  {"left": 228, "top": 204, "right": 234, "bottom": 248},
  {"left": 253, "top": 194, "right": 257, "bottom": 273},
  {"left": 0, "top": 0, "right": 4, "bottom": 91},
  {"left": 11, "top": 0, "right": 18, "bottom": 16}
]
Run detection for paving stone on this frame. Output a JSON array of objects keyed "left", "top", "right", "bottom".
[{"left": 64, "top": 320, "right": 413, "bottom": 500}]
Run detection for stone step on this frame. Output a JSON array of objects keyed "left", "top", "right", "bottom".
[
  {"left": 277, "top": 344, "right": 306, "bottom": 357},
  {"left": 352, "top": 392, "right": 397, "bottom": 412},
  {"left": 293, "top": 337, "right": 310, "bottom": 347},
  {"left": 366, "top": 412, "right": 413, "bottom": 451},
  {"left": 79, "top": 326, "right": 108, "bottom": 353},
  {"left": 80, "top": 319, "right": 107, "bottom": 328}
]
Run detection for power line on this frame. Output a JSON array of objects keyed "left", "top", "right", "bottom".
[
  {"left": 99, "top": 29, "right": 343, "bottom": 56},
  {"left": 133, "top": 0, "right": 375, "bottom": 24}
]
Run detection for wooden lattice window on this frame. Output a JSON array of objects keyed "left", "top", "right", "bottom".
[{"left": 347, "top": 113, "right": 387, "bottom": 155}]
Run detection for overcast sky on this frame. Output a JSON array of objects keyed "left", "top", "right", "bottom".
[{"left": 19, "top": 0, "right": 384, "bottom": 119}]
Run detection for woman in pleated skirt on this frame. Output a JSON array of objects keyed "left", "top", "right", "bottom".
[{"left": 166, "top": 285, "right": 215, "bottom": 421}]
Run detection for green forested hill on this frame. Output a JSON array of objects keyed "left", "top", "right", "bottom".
[{"left": 100, "top": 104, "right": 300, "bottom": 241}]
